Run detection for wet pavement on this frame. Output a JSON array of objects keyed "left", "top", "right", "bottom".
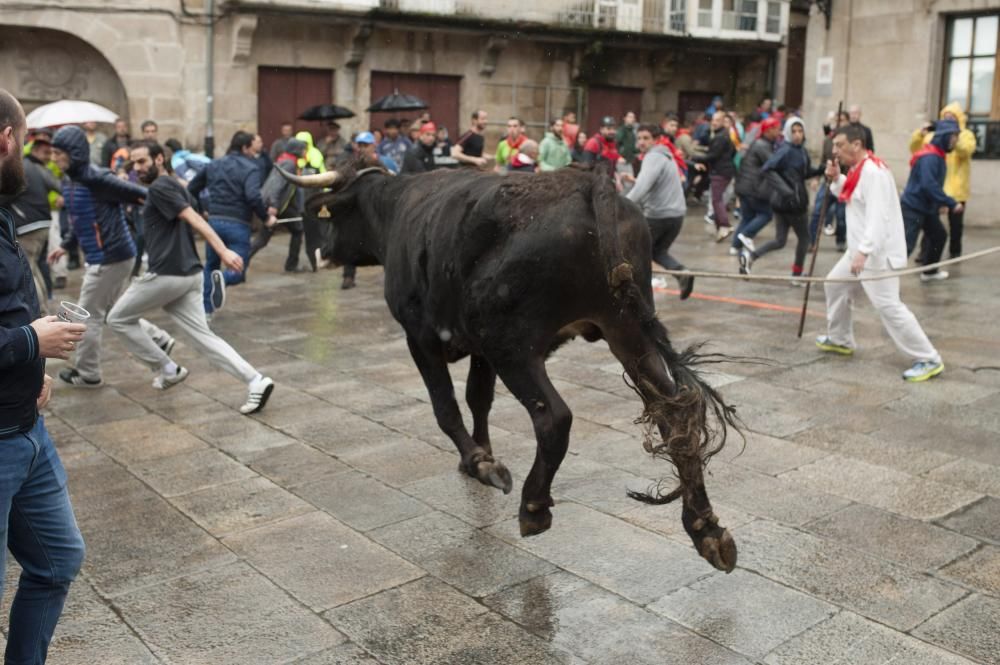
[{"left": 3, "top": 214, "right": 999, "bottom": 664}]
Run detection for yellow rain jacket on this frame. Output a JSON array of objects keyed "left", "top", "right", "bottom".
[
  {"left": 909, "top": 102, "right": 977, "bottom": 201},
  {"left": 295, "top": 131, "right": 327, "bottom": 173}
]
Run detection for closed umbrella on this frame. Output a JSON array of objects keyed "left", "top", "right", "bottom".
[
  {"left": 299, "top": 104, "right": 356, "bottom": 121},
  {"left": 366, "top": 90, "right": 429, "bottom": 113},
  {"left": 26, "top": 100, "right": 119, "bottom": 129}
]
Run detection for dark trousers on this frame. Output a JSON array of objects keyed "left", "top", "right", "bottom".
[
  {"left": 902, "top": 204, "right": 947, "bottom": 275},
  {"left": 250, "top": 221, "right": 310, "bottom": 271},
  {"left": 754, "top": 209, "right": 810, "bottom": 274},
  {"left": 647, "top": 215, "right": 685, "bottom": 271},
  {"left": 919, "top": 204, "right": 964, "bottom": 261},
  {"left": 733, "top": 195, "right": 773, "bottom": 248},
  {"left": 809, "top": 181, "right": 846, "bottom": 244},
  {"left": 710, "top": 175, "right": 732, "bottom": 228}
]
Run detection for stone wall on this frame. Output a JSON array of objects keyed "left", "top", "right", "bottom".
[{"left": 801, "top": 0, "right": 999, "bottom": 227}]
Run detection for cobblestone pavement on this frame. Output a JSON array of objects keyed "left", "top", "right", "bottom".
[{"left": 3, "top": 215, "right": 998, "bottom": 664}]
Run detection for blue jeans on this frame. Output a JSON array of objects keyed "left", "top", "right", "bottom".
[
  {"left": 1, "top": 416, "right": 85, "bottom": 664},
  {"left": 733, "top": 195, "right": 773, "bottom": 248},
  {"left": 203, "top": 217, "right": 252, "bottom": 313},
  {"left": 809, "top": 181, "right": 846, "bottom": 243}
]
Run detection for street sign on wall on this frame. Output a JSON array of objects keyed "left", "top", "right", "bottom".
[{"left": 816, "top": 56, "right": 834, "bottom": 97}]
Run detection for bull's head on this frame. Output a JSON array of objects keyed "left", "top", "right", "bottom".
[{"left": 276, "top": 165, "right": 389, "bottom": 268}]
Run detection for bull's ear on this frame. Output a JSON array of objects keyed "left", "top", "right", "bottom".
[{"left": 304, "top": 190, "right": 355, "bottom": 223}]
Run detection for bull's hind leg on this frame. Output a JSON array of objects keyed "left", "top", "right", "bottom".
[
  {"left": 603, "top": 324, "right": 737, "bottom": 573},
  {"left": 466, "top": 355, "right": 496, "bottom": 453},
  {"left": 405, "top": 335, "right": 512, "bottom": 493},
  {"left": 493, "top": 358, "right": 572, "bottom": 537}
]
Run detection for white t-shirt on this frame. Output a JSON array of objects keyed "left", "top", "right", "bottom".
[{"left": 829, "top": 160, "right": 908, "bottom": 269}]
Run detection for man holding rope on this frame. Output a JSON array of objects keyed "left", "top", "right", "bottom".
[{"left": 815, "top": 124, "right": 944, "bottom": 382}]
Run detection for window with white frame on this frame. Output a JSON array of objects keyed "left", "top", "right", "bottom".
[
  {"left": 722, "top": 0, "right": 758, "bottom": 31},
  {"left": 765, "top": 1, "right": 781, "bottom": 34},
  {"left": 670, "top": 0, "right": 687, "bottom": 32},
  {"left": 697, "top": 0, "right": 713, "bottom": 28}
]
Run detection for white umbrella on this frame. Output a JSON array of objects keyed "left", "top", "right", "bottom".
[{"left": 25, "top": 100, "right": 119, "bottom": 129}]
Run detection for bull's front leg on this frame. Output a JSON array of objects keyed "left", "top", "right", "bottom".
[{"left": 405, "top": 335, "right": 512, "bottom": 493}]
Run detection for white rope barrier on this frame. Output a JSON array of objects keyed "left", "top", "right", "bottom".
[{"left": 651, "top": 245, "right": 1000, "bottom": 284}]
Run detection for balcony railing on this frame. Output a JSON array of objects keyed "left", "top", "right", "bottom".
[
  {"left": 376, "top": 0, "right": 788, "bottom": 40},
  {"left": 969, "top": 120, "right": 1000, "bottom": 160}
]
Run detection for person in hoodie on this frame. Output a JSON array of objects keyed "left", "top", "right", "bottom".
[
  {"left": 742, "top": 117, "right": 824, "bottom": 281},
  {"left": 252, "top": 138, "right": 313, "bottom": 272},
  {"left": 899, "top": 118, "right": 962, "bottom": 282},
  {"left": 625, "top": 124, "right": 694, "bottom": 300},
  {"left": 538, "top": 118, "right": 571, "bottom": 171},
  {"left": 909, "top": 102, "right": 977, "bottom": 259},
  {"left": 294, "top": 130, "right": 327, "bottom": 174},
  {"left": 48, "top": 125, "right": 172, "bottom": 388},
  {"left": 188, "top": 130, "right": 277, "bottom": 315}
]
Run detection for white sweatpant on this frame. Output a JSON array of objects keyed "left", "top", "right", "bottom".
[
  {"left": 107, "top": 272, "right": 258, "bottom": 384},
  {"left": 823, "top": 252, "right": 941, "bottom": 364}
]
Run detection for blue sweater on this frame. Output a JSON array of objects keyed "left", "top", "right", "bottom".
[
  {"left": 900, "top": 133, "right": 958, "bottom": 213},
  {"left": 0, "top": 207, "right": 43, "bottom": 436}
]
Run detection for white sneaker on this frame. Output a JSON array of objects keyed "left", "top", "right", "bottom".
[
  {"left": 240, "top": 376, "right": 275, "bottom": 415},
  {"left": 153, "top": 366, "right": 188, "bottom": 390},
  {"left": 315, "top": 248, "right": 331, "bottom": 270},
  {"left": 715, "top": 226, "right": 733, "bottom": 243},
  {"left": 728, "top": 246, "right": 740, "bottom": 256},
  {"left": 823, "top": 224, "right": 836, "bottom": 236},
  {"left": 737, "top": 233, "right": 756, "bottom": 253},
  {"left": 920, "top": 271, "right": 949, "bottom": 282},
  {"left": 651, "top": 276, "right": 669, "bottom": 289}
]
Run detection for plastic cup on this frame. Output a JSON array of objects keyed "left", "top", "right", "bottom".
[{"left": 56, "top": 301, "right": 90, "bottom": 326}]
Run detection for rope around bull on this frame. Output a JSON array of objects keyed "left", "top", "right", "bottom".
[{"left": 650, "top": 244, "right": 1000, "bottom": 284}]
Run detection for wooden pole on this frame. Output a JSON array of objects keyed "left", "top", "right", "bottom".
[{"left": 797, "top": 101, "right": 843, "bottom": 339}]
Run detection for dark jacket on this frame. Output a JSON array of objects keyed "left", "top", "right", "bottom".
[
  {"left": 901, "top": 126, "right": 959, "bottom": 213},
  {"left": 761, "top": 124, "right": 823, "bottom": 213},
  {"left": 402, "top": 142, "right": 435, "bottom": 174},
  {"left": 734, "top": 137, "right": 775, "bottom": 201},
  {"left": 691, "top": 129, "right": 735, "bottom": 178},
  {"left": 0, "top": 206, "right": 44, "bottom": 436},
  {"left": 0, "top": 154, "right": 61, "bottom": 234},
  {"left": 53, "top": 125, "right": 146, "bottom": 266},
  {"left": 615, "top": 124, "right": 638, "bottom": 163},
  {"left": 188, "top": 151, "right": 269, "bottom": 224}
]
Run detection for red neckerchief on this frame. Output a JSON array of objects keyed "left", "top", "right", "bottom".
[
  {"left": 586, "top": 135, "right": 620, "bottom": 163},
  {"left": 504, "top": 134, "right": 526, "bottom": 151},
  {"left": 838, "top": 151, "right": 887, "bottom": 204},
  {"left": 909, "top": 143, "right": 945, "bottom": 168}
]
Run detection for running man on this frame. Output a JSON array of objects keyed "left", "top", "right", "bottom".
[
  {"left": 816, "top": 124, "right": 944, "bottom": 382},
  {"left": 107, "top": 141, "right": 275, "bottom": 414}
]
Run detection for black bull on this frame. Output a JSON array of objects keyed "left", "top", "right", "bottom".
[{"left": 283, "top": 165, "right": 741, "bottom": 572}]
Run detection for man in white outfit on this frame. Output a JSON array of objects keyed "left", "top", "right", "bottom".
[{"left": 816, "top": 124, "right": 944, "bottom": 383}]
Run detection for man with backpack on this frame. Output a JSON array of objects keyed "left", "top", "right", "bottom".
[{"left": 731, "top": 116, "right": 780, "bottom": 259}]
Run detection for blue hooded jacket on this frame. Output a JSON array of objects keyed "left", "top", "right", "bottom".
[
  {"left": 901, "top": 118, "right": 959, "bottom": 213},
  {"left": 53, "top": 125, "right": 146, "bottom": 265}
]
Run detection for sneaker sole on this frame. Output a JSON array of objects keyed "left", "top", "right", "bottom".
[
  {"left": 154, "top": 367, "right": 189, "bottom": 390},
  {"left": 904, "top": 364, "right": 944, "bottom": 383},
  {"left": 241, "top": 381, "right": 275, "bottom": 415},
  {"left": 161, "top": 338, "right": 176, "bottom": 356},
  {"left": 815, "top": 341, "right": 854, "bottom": 356},
  {"left": 210, "top": 271, "right": 226, "bottom": 311},
  {"left": 58, "top": 374, "right": 104, "bottom": 388}
]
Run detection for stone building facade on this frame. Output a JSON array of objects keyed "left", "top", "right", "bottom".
[
  {"left": 801, "top": 0, "right": 999, "bottom": 227},
  {"left": 0, "top": 0, "right": 790, "bottom": 152}
]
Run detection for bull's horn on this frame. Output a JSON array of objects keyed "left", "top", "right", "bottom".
[{"left": 276, "top": 168, "right": 340, "bottom": 188}]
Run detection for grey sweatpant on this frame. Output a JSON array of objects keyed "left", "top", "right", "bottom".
[
  {"left": 74, "top": 258, "right": 167, "bottom": 381},
  {"left": 107, "top": 272, "right": 257, "bottom": 383}
]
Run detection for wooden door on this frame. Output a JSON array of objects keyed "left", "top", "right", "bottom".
[
  {"left": 369, "top": 72, "right": 461, "bottom": 138},
  {"left": 678, "top": 91, "right": 722, "bottom": 125},
  {"left": 586, "top": 84, "right": 644, "bottom": 135},
  {"left": 257, "top": 67, "right": 334, "bottom": 148},
  {"left": 785, "top": 26, "right": 807, "bottom": 109}
]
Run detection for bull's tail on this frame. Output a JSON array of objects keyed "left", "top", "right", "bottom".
[
  {"left": 587, "top": 177, "right": 742, "bottom": 504},
  {"left": 627, "top": 313, "right": 743, "bottom": 505}
]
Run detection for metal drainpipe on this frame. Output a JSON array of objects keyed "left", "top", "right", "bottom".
[{"left": 204, "top": 0, "right": 216, "bottom": 158}]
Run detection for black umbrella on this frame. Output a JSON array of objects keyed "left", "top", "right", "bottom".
[
  {"left": 366, "top": 89, "right": 429, "bottom": 113},
  {"left": 298, "top": 104, "right": 356, "bottom": 121}
]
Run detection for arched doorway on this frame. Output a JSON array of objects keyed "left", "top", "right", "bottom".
[{"left": 0, "top": 27, "right": 129, "bottom": 121}]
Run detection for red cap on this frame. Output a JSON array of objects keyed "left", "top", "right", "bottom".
[
  {"left": 420, "top": 122, "right": 437, "bottom": 134},
  {"left": 761, "top": 117, "right": 782, "bottom": 133}
]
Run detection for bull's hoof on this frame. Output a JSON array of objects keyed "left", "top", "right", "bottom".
[
  {"left": 696, "top": 528, "right": 737, "bottom": 573},
  {"left": 519, "top": 501, "right": 553, "bottom": 537},
  {"left": 458, "top": 458, "right": 514, "bottom": 494}
]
